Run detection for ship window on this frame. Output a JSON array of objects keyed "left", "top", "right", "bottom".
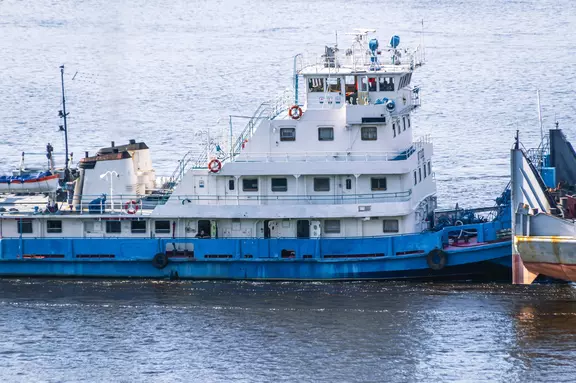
[
  {"left": 47, "top": 220, "right": 62, "bottom": 234},
  {"left": 155, "top": 220, "right": 171, "bottom": 234},
  {"left": 280, "top": 128, "right": 296, "bottom": 141},
  {"left": 228, "top": 179, "right": 235, "bottom": 191},
  {"left": 393, "top": 123, "right": 396, "bottom": 137},
  {"left": 243, "top": 178, "right": 259, "bottom": 192},
  {"left": 324, "top": 220, "right": 341, "bottom": 234},
  {"left": 131, "top": 220, "right": 146, "bottom": 234},
  {"left": 345, "top": 76, "right": 356, "bottom": 93},
  {"left": 414, "top": 171, "right": 417, "bottom": 185},
  {"left": 371, "top": 177, "right": 387, "bottom": 191},
  {"left": 380, "top": 77, "right": 394, "bottom": 91},
  {"left": 314, "top": 177, "right": 330, "bottom": 192},
  {"left": 419, "top": 168, "right": 422, "bottom": 182},
  {"left": 327, "top": 77, "right": 341, "bottom": 92},
  {"left": 308, "top": 78, "right": 324, "bottom": 92},
  {"left": 368, "top": 78, "right": 377, "bottom": 92},
  {"left": 17, "top": 219, "right": 33, "bottom": 234},
  {"left": 345, "top": 179, "right": 352, "bottom": 190},
  {"left": 271, "top": 178, "right": 288, "bottom": 192},
  {"left": 106, "top": 221, "right": 121, "bottom": 234},
  {"left": 383, "top": 219, "right": 399, "bottom": 233},
  {"left": 359, "top": 76, "right": 368, "bottom": 92},
  {"left": 403, "top": 117, "right": 407, "bottom": 131},
  {"left": 427, "top": 161, "right": 431, "bottom": 175},
  {"left": 423, "top": 165, "right": 427, "bottom": 178},
  {"left": 318, "top": 127, "right": 334, "bottom": 141},
  {"left": 361, "top": 126, "right": 377, "bottom": 141},
  {"left": 408, "top": 116, "right": 411, "bottom": 128}
]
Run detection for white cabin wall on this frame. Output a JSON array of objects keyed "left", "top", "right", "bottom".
[{"left": 82, "top": 158, "right": 138, "bottom": 200}]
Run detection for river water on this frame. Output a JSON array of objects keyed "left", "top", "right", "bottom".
[
  {"left": 1, "top": 279, "right": 576, "bottom": 382},
  {"left": 1, "top": 0, "right": 576, "bottom": 381}
]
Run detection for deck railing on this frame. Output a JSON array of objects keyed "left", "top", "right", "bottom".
[{"left": 177, "top": 190, "right": 412, "bottom": 205}]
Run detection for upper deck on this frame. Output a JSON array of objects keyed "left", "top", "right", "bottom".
[{"left": 298, "top": 30, "right": 424, "bottom": 76}]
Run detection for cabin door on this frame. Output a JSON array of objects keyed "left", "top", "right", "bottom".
[{"left": 296, "top": 220, "right": 310, "bottom": 238}]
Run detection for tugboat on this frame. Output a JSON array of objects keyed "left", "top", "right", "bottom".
[{"left": 0, "top": 30, "right": 512, "bottom": 280}]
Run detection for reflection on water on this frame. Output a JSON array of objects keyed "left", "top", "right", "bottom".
[{"left": 1, "top": 279, "right": 575, "bottom": 382}]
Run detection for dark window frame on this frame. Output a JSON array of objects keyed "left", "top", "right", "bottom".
[
  {"left": 280, "top": 127, "right": 296, "bottom": 141},
  {"left": 106, "top": 221, "right": 122, "bottom": 234},
  {"left": 271, "top": 178, "right": 288, "bottom": 192},
  {"left": 131, "top": 220, "right": 147, "bottom": 234},
  {"left": 324, "top": 220, "right": 341, "bottom": 234},
  {"left": 17, "top": 219, "right": 33, "bottom": 234},
  {"left": 361, "top": 126, "right": 377, "bottom": 141},
  {"left": 318, "top": 127, "right": 334, "bottom": 141},
  {"left": 383, "top": 219, "right": 399, "bottom": 233},
  {"left": 155, "top": 220, "right": 171, "bottom": 234},
  {"left": 47, "top": 220, "right": 62, "bottom": 234},
  {"left": 313, "top": 177, "right": 331, "bottom": 192},
  {"left": 414, "top": 171, "right": 418, "bottom": 185},
  {"left": 371, "top": 177, "right": 387, "bottom": 191},
  {"left": 228, "top": 179, "right": 235, "bottom": 191},
  {"left": 242, "top": 178, "right": 259, "bottom": 192},
  {"left": 345, "top": 179, "right": 352, "bottom": 190}
]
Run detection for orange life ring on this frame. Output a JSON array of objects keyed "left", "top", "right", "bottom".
[
  {"left": 288, "top": 105, "right": 303, "bottom": 120},
  {"left": 208, "top": 159, "right": 222, "bottom": 173},
  {"left": 125, "top": 200, "right": 139, "bottom": 215}
]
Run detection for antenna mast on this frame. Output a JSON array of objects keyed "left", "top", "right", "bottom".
[{"left": 59, "top": 65, "right": 70, "bottom": 181}]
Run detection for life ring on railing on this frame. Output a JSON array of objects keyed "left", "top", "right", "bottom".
[
  {"left": 426, "top": 248, "right": 447, "bottom": 270},
  {"left": 288, "top": 105, "right": 303, "bottom": 120},
  {"left": 208, "top": 159, "right": 222, "bottom": 173},
  {"left": 124, "top": 200, "right": 139, "bottom": 215}
]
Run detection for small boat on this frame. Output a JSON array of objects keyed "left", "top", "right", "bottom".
[{"left": 0, "top": 171, "right": 60, "bottom": 194}]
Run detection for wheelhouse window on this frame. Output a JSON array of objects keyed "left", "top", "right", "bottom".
[
  {"left": 314, "top": 177, "right": 330, "bottom": 192},
  {"left": 368, "top": 77, "right": 377, "bottom": 92},
  {"left": 359, "top": 76, "right": 368, "bottom": 92},
  {"left": 271, "top": 178, "right": 288, "bottom": 192},
  {"left": 379, "top": 77, "right": 394, "bottom": 91},
  {"left": 131, "top": 220, "right": 146, "bottom": 234},
  {"left": 106, "top": 221, "right": 121, "bottom": 234},
  {"left": 383, "top": 219, "right": 399, "bottom": 233},
  {"left": 408, "top": 116, "right": 411, "bottom": 128},
  {"left": 243, "top": 178, "right": 258, "bottom": 192},
  {"left": 326, "top": 77, "right": 341, "bottom": 92},
  {"left": 403, "top": 117, "right": 407, "bottom": 131},
  {"left": 17, "top": 219, "right": 33, "bottom": 234},
  {"left": 423, "top": 165, "right": 427, "bottom": 178},
  {"left": 280, "top": 127, "right": 296, "bottom": 141},
  {"left": 361, "top": 126, "right": 377, "bottom": 141},
  {"left": 228, "top": 179, "right": 235, "bottom": 191},
  {"left": 371, "top": 177, "right": 387, "bottom": 191},
  {"left": 155, "top": 220, "right": 171, "bottom": 234},
  {"left": 345, "top": 179, "right": 352, "bottom": 190},
  {"left": 419, "top": 168, "right": 422, "bottom": 182},
  {"left": 324, "top": 220, "right": 341, "bottom": 234},
  {"left": 318, "top": 127, "right": 334, "bottom": 141},
  {"left": 393, "top": 123, "right": 396, "bottom": 137},
  {"left": 308, "top": 78, "right": 324, "bottom": 92},
  {"left": 428, "top": 161, "right": 432, "bottom": 175},
  {"left": 414, "top": 171, "right": 418, "bottom": 185},
  {"left": 47, "top": 220, "right": 62, "bottom": 234}
]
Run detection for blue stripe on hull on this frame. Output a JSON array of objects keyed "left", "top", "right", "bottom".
[{"left": 0, "top": 236, "right": 512, "bottom": 281}]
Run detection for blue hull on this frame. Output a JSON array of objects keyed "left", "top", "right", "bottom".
[{"left": 0, "top": 234, "right": 512, "bottom": 281}]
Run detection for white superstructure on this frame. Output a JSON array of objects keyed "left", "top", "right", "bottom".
[{"left": 154, "top": 30, "right": 436, "bottom": 239}]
